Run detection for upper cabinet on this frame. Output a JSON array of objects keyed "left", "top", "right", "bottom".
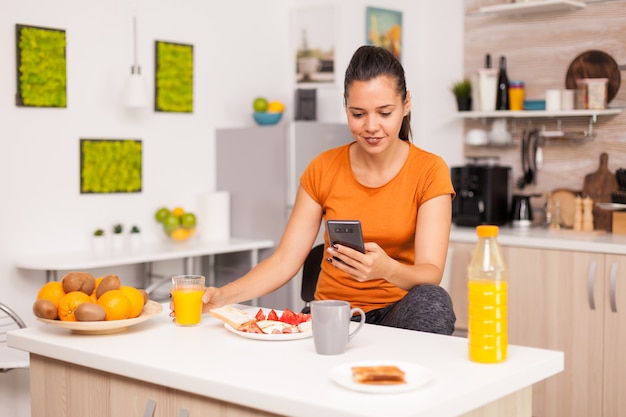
[{"left": 475, "top": 0, "right": 586, "bottom": 17}]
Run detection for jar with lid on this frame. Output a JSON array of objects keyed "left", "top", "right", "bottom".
[
  {"left": 467, "top": 225, "right": 508, "bottom": 363},
  {"left": 508, "top": 80, "right": 525, "bottom": 111}
]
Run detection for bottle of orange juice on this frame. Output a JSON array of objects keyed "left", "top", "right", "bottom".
[{"left": 468, "top": 225, "right": 508, "bottom": 363}]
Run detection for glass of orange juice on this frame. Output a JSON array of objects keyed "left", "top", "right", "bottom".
[{"left": 171, "top": 275, "right": 205, "bottom": 326}]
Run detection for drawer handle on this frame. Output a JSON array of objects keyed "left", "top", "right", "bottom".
[
  {"left": 178, "top": 409, "right": 189, "bottom": 417},
  {"left": 609, "top": 262, "right": 618, "bottom": 313},
  {"left": 143, "top": 399, "right": 156, "bottom": 417},
  {"left": 587, "top": 260, "right": 597, "bottom": 310}
]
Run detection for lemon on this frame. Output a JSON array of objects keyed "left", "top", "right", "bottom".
[
  {"left": 253, "top": 97, "right": 269, "bottom": 112},
  {"left": 267, "top": 101, "right": 285, "bottom": 113}
]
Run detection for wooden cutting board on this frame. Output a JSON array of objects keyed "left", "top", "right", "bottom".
[{"left": 582, "top": 152, "right": 618, "bottom": 232}]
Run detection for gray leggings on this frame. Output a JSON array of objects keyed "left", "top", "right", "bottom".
[{"left": 354, "top": 284, "right": 456, "bottom": 335}]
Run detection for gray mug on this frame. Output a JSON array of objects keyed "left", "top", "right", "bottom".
[{"left": 311, "top": 300, "right": 366, "bottom": 355}]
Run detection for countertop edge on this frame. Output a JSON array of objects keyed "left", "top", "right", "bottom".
[{"left": 450, "top": 226, "right": 626, "bottom": 254}]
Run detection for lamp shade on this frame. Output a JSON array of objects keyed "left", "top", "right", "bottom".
[{"left": 124, "top": 70, "right": 148, "bottom": 108}]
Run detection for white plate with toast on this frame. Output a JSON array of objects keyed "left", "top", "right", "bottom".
[
  {"left": 330, "top": 360, "right": 434, "bottom": 394},
  {"left": 223, "top": 322, "right": 312, "bottom": 341}
]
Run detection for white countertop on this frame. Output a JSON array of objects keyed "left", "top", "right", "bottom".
[
  {"left": 8, "top": 304, "right": 563, "bottom": 417},
  {"left": 451, "top": 225, "right": 626, "bottom": 255},
  {"left": 14, "top": 237, "right": 274, "bottom": 271}
]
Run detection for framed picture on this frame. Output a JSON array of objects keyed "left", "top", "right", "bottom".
[
  {"left": 154, "top": 40, "right": 194, "bottom": 113},
  {"left": 15, "top": 24, "right": 67, "bottom": 108},
  {"left": 366, "top": 7, "right": 402, "bottom": 61},
  {"left": 292, "top": 7, "right": 335, "bottom": 84},
  {"left": 80, "top": 139, "right": 142, "bottom": 194}
]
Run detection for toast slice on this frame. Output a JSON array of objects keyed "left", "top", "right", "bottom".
[
  {"left": 209, "top": 305, "right": 256, "bottom": 330},
  {"left": 351, "top": 365, "right": 406, "bottom": 385}
]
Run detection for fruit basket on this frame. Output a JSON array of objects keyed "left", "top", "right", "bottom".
[{"left": 154, "top": 206, "right": 197, "bottom": 241}]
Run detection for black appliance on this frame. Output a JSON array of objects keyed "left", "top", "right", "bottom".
[{"left": 451, "top": 164, "right": 511, "bottom": 226}]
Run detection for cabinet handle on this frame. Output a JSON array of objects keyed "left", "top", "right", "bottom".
[
  {"left": 143, "top": 399, "right": 156, "bottom": 417},
  {"left": 587, "top": 260, "right": 597, "bottom": 310},
  {"left": 609, "top": 262, "right": 618, "bottom": 313},
  {"left": 178, "top": 409, "right": 189, "bottom": 417}
]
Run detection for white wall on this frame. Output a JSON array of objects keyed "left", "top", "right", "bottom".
[{"left": 0, "top": 1, "right": 463, "bottom": 415}]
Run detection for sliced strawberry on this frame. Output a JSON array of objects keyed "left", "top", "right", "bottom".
[
  {"left": 280, "top": 308, "right": 299, "bottom": 325},
  {"left": 267, "top": 309, "right": 279, "bottom": 321},
  {"left": 255, "top": 308, "right": 266, "bottom": 321}
]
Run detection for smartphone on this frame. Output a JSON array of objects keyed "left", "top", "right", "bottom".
[{"left": 326, "top": 220, "right": 365, "bottom": 253}]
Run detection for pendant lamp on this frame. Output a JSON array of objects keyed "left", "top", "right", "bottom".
[{"left": 124, "top": 14, "right": 148, "bottom": 108}]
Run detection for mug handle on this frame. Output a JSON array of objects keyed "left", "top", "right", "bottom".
[{"left": 348, "top": 307, "right": 366, "bottom": 341}]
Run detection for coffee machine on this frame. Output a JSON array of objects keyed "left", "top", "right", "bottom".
[{"left": 451, "top": 162, "right": 511, "bottom": 227}]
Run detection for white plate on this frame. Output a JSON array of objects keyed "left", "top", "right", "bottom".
[
  {"left": 36, "top": 300, "right": 163, "bottom": 335},
  {"left": 224, "top": 322, "right": 312, "bottom": 341},
  {"left": 330, "top": 360, "right": 434, "bottom": 394}
]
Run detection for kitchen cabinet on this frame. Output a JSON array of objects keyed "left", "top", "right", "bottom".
[
  {"left": 603, "top": 254, "right": 626, "bottom": 417},
  {"left": 30, "top": 355, "right": 277, "bottom": 417},
  {"left": 448, "top": 241, "right": 625, "bottom": 417}
]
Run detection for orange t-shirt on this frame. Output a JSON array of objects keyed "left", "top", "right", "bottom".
[{"left": 300, "top": 142, "right": 455, "bottom": 313}]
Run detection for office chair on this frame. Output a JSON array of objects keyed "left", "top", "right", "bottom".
[
  {"left": 301, "top": 244, "right": 324, "bottom": 314},
  {"left": 0, "top": 302, "right": 29, "bottom": 372}
]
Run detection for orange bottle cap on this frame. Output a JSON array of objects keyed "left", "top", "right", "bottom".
[{"left": 476, "top": 225, "right": 499, "bottom": 237}]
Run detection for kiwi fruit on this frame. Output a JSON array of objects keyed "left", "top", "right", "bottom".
[
  {"left": 74, "top": 303, "right": 106, "bottom": 322},
  {"left": 62, "top": 271, "right": 96, "bottom": 295},
  {"left": 96, "top": 274, "right": 122, "bottom": 298},
  {"left": 33, "top": 299, "right": 58, "bottom": 320},
  {"left": 139, "top": 289, "right": 149, "bottom": 305}
]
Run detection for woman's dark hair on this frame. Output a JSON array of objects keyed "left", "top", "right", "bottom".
[{"left": 343, "top": 45, "right": 412, "bottom": 141}]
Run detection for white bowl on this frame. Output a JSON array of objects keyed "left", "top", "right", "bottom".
[{"left": 466, "top": 129, "right": 488, "bottom": 145}]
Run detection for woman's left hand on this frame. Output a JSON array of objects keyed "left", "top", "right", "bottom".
[{"left": 326, "top": 242, "right": 391, "bottom": 282}]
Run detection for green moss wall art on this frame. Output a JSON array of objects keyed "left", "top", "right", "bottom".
[
  {"left": 80, "top": 139, "right": 142, "bottom": 194},
  {"left": 15, "top": 24, "right": 67, "bottom": 108},
  {"left": 155, "top": 40, "right": 193, "bottom": 113}
]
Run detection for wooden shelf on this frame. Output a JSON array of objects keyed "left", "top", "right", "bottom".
[
  {"left": 478, "top": 0, "right": 586, "bottom": 17},
  {"left": 458, "top": 108, "right": 621, "bottom": 121}
]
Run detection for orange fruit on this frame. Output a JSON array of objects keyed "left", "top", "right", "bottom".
[
  {"left": 172, "top": 206, "right": 185, "bottom": 217},
  {"left": 170, "top": 228, "right": 194, "bottom": 241},
  {"left": 37, "top": 281, "right": 66, "bottom": 308},
  {"left": 97, "top": 290, "right": 131, "bottom": 321},
  {"left": 58, "top": 291, "right": 92, "bottom": 321},
  {"left": 119, "top": 286, "right": 145, "bottom": 318}
]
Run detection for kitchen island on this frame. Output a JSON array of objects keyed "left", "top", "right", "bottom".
[{"left": 9, "top": 303, "right": 562, "bottom": 417}]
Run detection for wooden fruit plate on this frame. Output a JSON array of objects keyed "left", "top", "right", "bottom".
[{"left": 36, "top": 300, "right": 162, "bottom": 335}]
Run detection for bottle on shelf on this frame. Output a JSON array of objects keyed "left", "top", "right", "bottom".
[
  {"left": 496, "top": 56, "right": 510, "bottom": 110},
  {"left": 485, "top": 53, "right": 492, "bottom": 69},
  {"left": 467, "top": 225, "right": 508, "bottom": 363}
]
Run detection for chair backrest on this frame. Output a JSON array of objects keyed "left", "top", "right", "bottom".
[
  {"left": 301, "top": 244, "right": 324, "bottom": 313},
  {"left": 0, "top": 302, "right": 28, "bottom": 373}
]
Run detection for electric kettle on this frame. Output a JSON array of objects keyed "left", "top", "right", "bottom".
[{"left": 511, "top": 194, "right": 538, "bottom": 228}]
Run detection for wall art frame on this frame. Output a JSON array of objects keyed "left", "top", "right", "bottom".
[
  {"left": 154, "top": 40, "right": 194, "bottom": 113},
  {"left": 15, "top": 23, "right": 67, "bottom": 108},
  {"left": 80, "top": 139, "right": 143, "bottom": 194},
  {"left": 365, "top": 7, "right": 402, "bottom": 62},
  {"left": 292, "top": 6, "right": 336, "bottom": 85}
]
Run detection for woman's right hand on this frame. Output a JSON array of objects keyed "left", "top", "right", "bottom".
[{"left": 200, "top": 286, "right": 226, "bottom": 313}]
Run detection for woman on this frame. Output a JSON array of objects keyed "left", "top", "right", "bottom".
[{"left": 179, "top": 45, "right": 456, "bottom": 335}]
